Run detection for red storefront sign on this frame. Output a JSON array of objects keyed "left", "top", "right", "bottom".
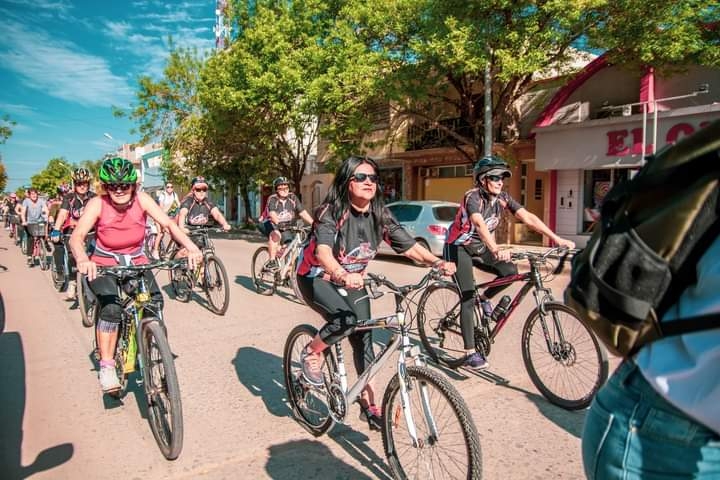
[{"left": 606, "top": 120, "right": 713, "bottom": 156}]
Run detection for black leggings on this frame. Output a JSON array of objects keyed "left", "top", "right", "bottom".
[
  {"left": 89, "top": 272, "right": 163, "bottom": 325},
  {"left": 444, "top": 243, "right": 517, "bottom": 349},
  {"left": 297, "top": 274, "right": 374, "bottom": 375}
]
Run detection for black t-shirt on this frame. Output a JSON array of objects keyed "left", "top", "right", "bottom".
[
  {"left": 60, "top": 191, "right": 97, "bottom": 222},
  {"left": 446, "top": 188, "right": 522, "bottom": 249},
  {"left": 263, "top": 193, "right": 304, "bottom": 228},
  {"left": 180, "top": 197, "right": 216, "bottom": 225},
  {"left": 298, "top": 204, "right": 416, "bottom": 277}
]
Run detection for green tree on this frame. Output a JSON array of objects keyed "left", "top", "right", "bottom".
[
  {"left": 0, "top": 162, "right": 7, "bottom": 193},
  {"left": 30, "top": 157, "right": 73, "bottom": 195},
  {"left": 344, "top": 0, "right": 719, "bottom": 161}
]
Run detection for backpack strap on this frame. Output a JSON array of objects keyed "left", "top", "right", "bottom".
[{"left": 660, "top": 313, "right": 720, "bottom": 337}]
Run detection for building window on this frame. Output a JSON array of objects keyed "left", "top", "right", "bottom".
[
  {"left": 520, "top": 163, "right": 528, "bottom": 205},
  {"left": 534, "top": 179, "right": 543, "bottom": 200}
]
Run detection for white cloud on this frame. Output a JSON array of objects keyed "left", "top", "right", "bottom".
[
  {"left": 0, "top": 21, "right": 134, "bottom": 108},
  {"left": 0, "top": 103, "right": 37, "bottom": 117}
]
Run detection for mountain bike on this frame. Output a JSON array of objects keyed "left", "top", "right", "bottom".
[
  {"left": 284, "top": 268, "right": 482, "bottom": 479},
  {"left": 416, "top": 247, "right": 608, "bottom": 410},
  {"left": 84, "top": 260, "right": 186, "bottom": 460},
  {"left": 251, "top": 225, "right": 308, "bottom": 302},
  {"left": 25, "top": 222, "right": 50, "bottom": 270},
  {"left": 167, "top": 225, "right": 230, "bottom": 315}
]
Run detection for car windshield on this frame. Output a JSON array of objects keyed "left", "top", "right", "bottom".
[
  {"left": 433, "top": 206, "right": 457, "bottom": 221},
  {"left": 389, "top": 204, "right": 422, "bottom": 222}
]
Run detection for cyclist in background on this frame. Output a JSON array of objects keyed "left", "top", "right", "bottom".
[
  {"left": 20, "top": 188, "right": 49, "bottom": 265},
  {"left": 69, "top": 158, "right": 202, "bottom": 393},
  {"left": 48, "top": 184, "right": 69, "bottom": 226},
  {"left": 176, "top": 176, "right": 232, "bottom": 246},
  {"left": 259, "top": 176, "right": 313, "bottom": 272},
  {"left": 51, "top": 168, "right": 96, "bottom": 300},
  {"left": 445, "top": 155, "right": 575, "bottom": 370},
  {"left": 296, "top": 155, "right": 455, "bottom": 430},
  {"left": 151, "top": 181, "right": 180, "bottom": 259}
]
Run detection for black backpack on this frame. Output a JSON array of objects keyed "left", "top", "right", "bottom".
[{"left": 564, "top": 119, "right": 720, "bottom": 357}]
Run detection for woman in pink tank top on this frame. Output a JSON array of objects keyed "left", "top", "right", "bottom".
[{"left": 69, "top": 157, "right": 202, "bottom": 394}]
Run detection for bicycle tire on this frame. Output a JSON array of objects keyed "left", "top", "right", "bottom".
[
  {"left": 51, "top": 254, "right": 67, "bottom": 292},
  {"left": 108, "top": 320, "right": 130, "bottom": 399},
  {"left": 169, "top": 265, "right": 192, "bottom": 303},
  {"left": 140, "top": 318, "right": 184, "bottom": 460},
  {"left": 417, "top": 282, "right": 470, "bottom": 367},
  {"left": 78, "top": 272, "right": 98, "bottom": 328},
  {"left": 288, "top": 257, "right": 305, "bottom": 304},
  {"left": 251, "top": 246, "right": 275, "bottom": 295},
  {"left": 283, "top": 324, "right": 337, "bottom": 437},
  {"left": 38, "top": 240, "right": 50, "bottom": 271},
  {"left": 381, "top": 365, "right": 482, "bottom": 480},
  {"left": 202, "top": 254, "right": 230, "bottom": 315},
  {"left": 144, "top": 232, "right": 157, "bottom": 259},
  {"left": 521, "top": 302, "right": 609, "bottom": 410}
]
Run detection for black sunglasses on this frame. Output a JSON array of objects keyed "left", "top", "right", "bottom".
[
  {"left": 351, "top": 173, "right": 380, "bottom": 184},
  {"left": 105, "top": 182, "right": 133, "bottom": 192},
  {"left": 194, "top": 187, "right": 208, "bottom": 192},
  {"left": 485, "top": 175, "right": 505, "bottom": 182},
  {"left": 75, "top": 181, "right": 89, "bottom": 187}
]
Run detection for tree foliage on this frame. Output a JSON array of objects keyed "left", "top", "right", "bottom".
[
  {"left": 30, "top": 158, "right": 74, "bottom": 195},
  {"left": 0, "top": 162, "right": 7, "bottom": 193},
  {"left": 0, "top": 114, "right": 15, "bottom": 192}
]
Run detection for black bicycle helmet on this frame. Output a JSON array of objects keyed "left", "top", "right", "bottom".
[
  {"left": 273, "top": 176, "right": 290, "bottom": 189},
  {"left": 473, "top": 155, "right": 512, "bottom": 183},
  {"left": 98, "top": 157, "right": 137, "bottom": 184},
  {"left": 72, "top": 167, "right": 92, "bottom": 184}
]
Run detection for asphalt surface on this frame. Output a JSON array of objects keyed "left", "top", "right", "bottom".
[{"left": 0, "top": 230, "right": 615, "bottom": 479}]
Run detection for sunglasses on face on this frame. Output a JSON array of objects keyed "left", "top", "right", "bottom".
[
  {"left": 486, "top": 175, "right": 505, "bottom": 183},
  {"left": 194, "top": 187, "right": 208, "bottom": 192},
  {"left": 166, "top": 185, "right": 173, "bottom": 189},
  {"left": 351, "top": 173, "right": 380, "bottom": 184},
  {"left": 276, "top": 186, "right": 289, "bottom": 191},
  {"left": 105, "top": 183, "right": 133, "bottom": 192},
  {"left": 75, "top": 182, "right": 89, "bottom": 188}
]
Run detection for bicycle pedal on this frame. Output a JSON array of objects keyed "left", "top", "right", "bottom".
[{"left": 135, "top": 378, "right": 144, "bottom": 387}]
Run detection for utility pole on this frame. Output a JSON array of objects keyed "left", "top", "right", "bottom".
[
  {"left": 484, "top": 63, "right": 492, "bottom": 157},
  {"left": 214, "top": 0, "right": 231, "bottom": 51}
]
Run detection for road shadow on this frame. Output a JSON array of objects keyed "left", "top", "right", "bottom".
[
  {"left": 0, "top": 332, "right": 74, "bottom": 479},
  {"left": 265, "top": 439, "right": 375, "bottom": 479},
  {"left": 232, "top": 346, "right": 291, "bottom": 418},
  {"left": 234, "top": 275, "right": 304, "bottom": 305},
  {"left": 160, "top": 282, "right": 219, "bottom": 315}
]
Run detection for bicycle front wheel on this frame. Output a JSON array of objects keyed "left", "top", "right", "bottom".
[
  {"left": 251, "top": 247, "right": 275, "bottom": 295},
  {"left": 78, "top": 272, "right": 98, "bottom": 328},
  {"left": 288, "top": 257, "right": 305, "bottom": 305},
  {"left": 521, "top": 302, "right": 608, "bottom": 410},
  {"left": 417, "top": 282, "right": 469, "bottom": 366},
  {"left": 283, "top": 324, "right": 336, "bottom": 437},
  {"left": 38, "top": 240, "right": 50, "bottom": 270},
  {"left": 382, "top": 365, "right": 482, "bottom": 480},
  {"left": 203, "top": 254, "right": 230, "bottom": 315},
  {"left": 140, "top": 318, "right": 183, "bottom": 460}
]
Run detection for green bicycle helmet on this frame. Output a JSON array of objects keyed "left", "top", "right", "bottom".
[
  {"left": 473, "top": 155, "right": 511, "bottom": 183},
  {"left": 98, "top": 157, "right": 137, "bottom": 184}
]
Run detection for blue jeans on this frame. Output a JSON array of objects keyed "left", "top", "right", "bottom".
[{"left": 582, "top": 360, "right": 720, "bottom": 479}]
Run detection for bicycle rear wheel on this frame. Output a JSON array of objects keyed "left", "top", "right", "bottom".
[
  {"left": 283, "top": 324, "right": 336, "bottom": 437},
  {"left": 140, "top": 318, "right": 183, "bottom": 460},
  {"left": 417, "top": 282, "right": 470, "bottom": 366},
  {"left": 382, "top": 365, "right": 482, "bottom": 479},
  {"left": 202, "top": 254, "right": 230, "bottom": 315},
  {"left": 51, "top": 252, "right": 67, "bottom": 292},
  {"left": 169, "top": 266, "right": 192, "bottom": 302},
  {"left": 521, "top": 302, "right": 609, "bottom": 410},
  {"left": 251, "top": 246, "right": 275, "bottom": 295},
  {"left": 288, "top": 257, "right": 305, "bottom": 304}
]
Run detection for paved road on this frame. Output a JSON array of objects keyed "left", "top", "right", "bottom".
[{"left": 0, "top": 231, "right": 611, "bottom": 479}]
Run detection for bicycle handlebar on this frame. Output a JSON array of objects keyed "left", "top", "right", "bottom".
[
  {"left": 186, "top": 225, "right": 226, "bottom": 234},
  {"left": 363, "top": 267, "right": 446, "bottom": 296},
  {"left": 509, "top": 246, "right": 576, "bottom": 275},
  {"left": 94, "top": 258, "right": 188, "bottom": 279}
]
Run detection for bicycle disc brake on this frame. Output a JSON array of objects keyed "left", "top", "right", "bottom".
[{"left": 327, "top": 381, "right": 347, "bottom": 424}]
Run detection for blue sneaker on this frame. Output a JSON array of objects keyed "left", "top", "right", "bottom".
[
  {"left": 463, "top": 352, "right": 489, "bottom": 370},
  {"left": 480, "top": 300, "right": 493, "bottom": 319}
]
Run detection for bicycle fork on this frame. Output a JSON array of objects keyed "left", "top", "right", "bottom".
[{"left": 397, "top": 332, "right": 438, "bottom": 448}]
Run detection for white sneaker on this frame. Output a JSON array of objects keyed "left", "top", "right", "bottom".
[
  {"left": 65, "top": 280, "right": 77, "bottom": 301},
  {"left": 99, "top": 365, "right": 121, "bottom": 392}
]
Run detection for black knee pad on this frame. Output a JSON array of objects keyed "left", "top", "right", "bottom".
[{"left": 99, "top": 303, "right": 123, "bottom": 324}]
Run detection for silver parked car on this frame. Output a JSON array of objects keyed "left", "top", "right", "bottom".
[{"left": 380, "top": 200, "right": 460, "bottom": 258}]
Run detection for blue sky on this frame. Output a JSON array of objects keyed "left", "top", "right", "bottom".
[{"left": 0, "top": 0, "right": 216, "bottom": 192}]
